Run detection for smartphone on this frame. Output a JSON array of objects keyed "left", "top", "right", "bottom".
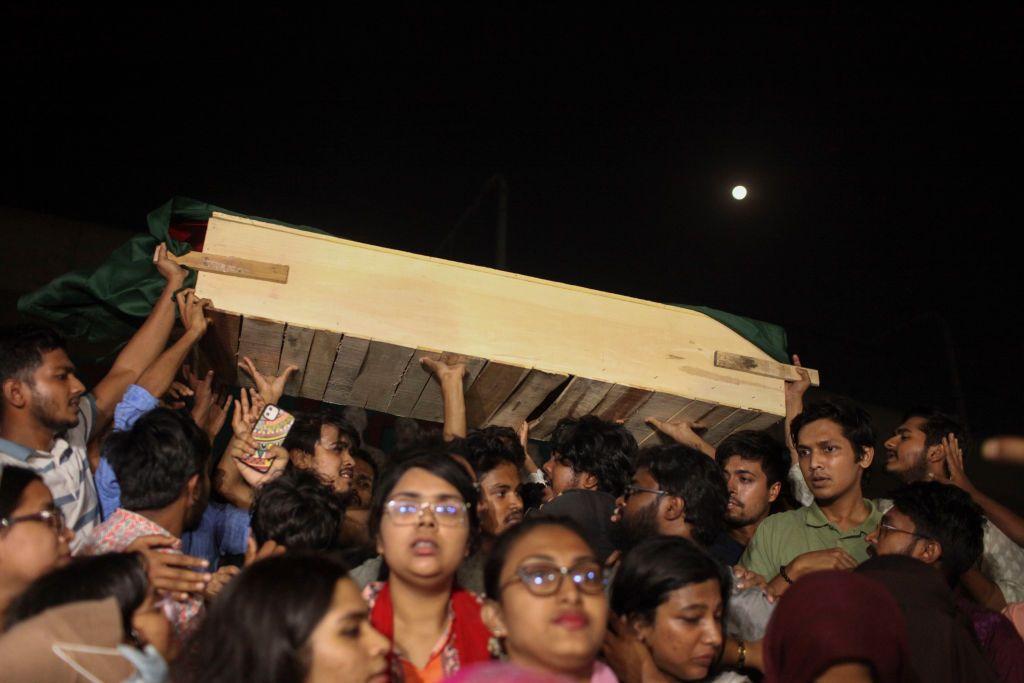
[{"left": 242, "top": 404, "right": 295, "bottom": 473}]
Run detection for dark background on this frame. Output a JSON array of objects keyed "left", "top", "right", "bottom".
[{"left": 2, "top": 6, "right": 1022, "bottom": 504}]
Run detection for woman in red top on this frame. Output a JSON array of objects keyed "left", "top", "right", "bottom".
[{"left": 365, "top": 451, "right": 490, "bottom": 682}]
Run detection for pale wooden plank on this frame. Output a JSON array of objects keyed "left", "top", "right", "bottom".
[
  {"left": 196, "top": 212, "right": 787, "bottom": 416},
  {"left": 410, "top": 352, "right": 486, "bottom": 423},
  {"left": 278, "top": 325, "right": 315, "bottom": 397},
  {"left": 592, "top": 385, "right": 655, "bottom": 424},
  {"left": 322, "top": 336, "right": 370, "bottom": 405},
  {"left": 485, "top": 370, "right": 569, "bottom": 429},
  {"left": 703, "top": 409, "right": 761, "bottom": 446},
  {"left": 347, "top": 341, "right": 417, "bottom": 412},
  {"left": 236, "top": 317, "right": 285, "bottom": 388},
  {"left": 714, "top": 351, "right": 820, "bottom": 387},
  {"left": 170, "top": 251, "right": 289, "bottom": 284},
  {"left": 298, "top": 330, "right": 342, "bottom": 401},
  {"left": 530, "top": 377, "right": 613, "bottom": 440},
  {"left": 465, "top": 362, "right": 531, "bottom": 429},
  {"left": 628, "top": 394, "right": 699, "bottom": 446},
  {"left": 388, "top": 349, "right": 442, "bottom": 417},
  {"left": 197, "top": 308, "right": 240, "bottom": 382}
]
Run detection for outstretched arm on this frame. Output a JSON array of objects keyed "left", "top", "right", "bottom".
[
  {"left": 645, "top": 417, "right": 715, "bottom": 458},
  {"left": 91, "top": 244, "right": 187, "bottom": 429},
  {"left": 420, "top": 357, "right": 467, "bottom": 441}
]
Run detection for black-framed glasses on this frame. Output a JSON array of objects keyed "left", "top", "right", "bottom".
[
  {"left": 623, "top": 484, "right": 669, "bottom": 501},
  {"left": 877, "top": 522, "right": 932, "bottom": 542},
  {"left": 385, "top": 498, "right": 470, "bottom": 526},
  {"left": 501, "top": 561, "right": 607, "bottom": 596},
  {"left": 0, "top": 508, "right": 65, "bottom": 534}
]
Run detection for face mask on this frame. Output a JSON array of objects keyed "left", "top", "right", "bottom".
[{"left": 50, "top": 642, "right": 168, "bottom": 683}]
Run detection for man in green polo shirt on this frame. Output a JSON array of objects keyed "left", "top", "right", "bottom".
[{"left": 740, "top": 398, "right": 883, "bottom": 596}]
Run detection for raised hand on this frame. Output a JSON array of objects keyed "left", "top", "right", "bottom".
[
  {"left": 203, "top": 393, "right": 232, "bottom": 442},
  {"left": 420, "top": 356, "right": 466, "bottom": 386},
  {"left": 238, "top": 356, "right": 297, "bottom": 406},
  {"left": 645, "top": 417, "right": 714, "bottom": 457},
  {"left": 233, "top": 444, "right": 288, "bottom": 489},
  {"left": 184, "top": 365, "right": 216, "bottom": 427},
  {"left": 244, "top": 537, "right": 286, "bottom": 567},
  {"left": 164, "top": 380, "right": 193, "bottom": 410},
  {"left": 175, "top": 289, "right": 212, "bottom": 340},
  {"left": 202, "top": 565, "right": 240, "bottom": 603},
  {"left": 126, "top": 534, "right": 211, "bottom": 601},
  {"left": 153, "top": 243, "right": 186, "bottom": 286},
  {"left": 785, "top": 354, "right": 812, "bottom": 404},
  {"left": 940, "top": 432, "right": 975, "bottom": 493}
]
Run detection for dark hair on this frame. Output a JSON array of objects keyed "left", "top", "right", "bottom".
[
  {"left": 172, "top": 554, "right": 350, "bottom": 683},
  {"left": 0, "top": 325, "right": 67, "bottom": 386},
  {"left": 283, "top": 411, "right": 361, "bottom": 455},
  {"left": 549, "top": 416, "right": 636, "bottom": 497},
  {"left": 4, "top": 553, "right": 148, "bottom": 639},
  {"left": 636, "top": 444, "right": 728, "bottom": 547},
  {"left": 890, "top": 481, "right": 984, "bottom": 583},
  {"left": 251, "top": 468, "right": 347, "bottom": 552},
  {"left": 0, "top": 466, "right": 44, "bottom": 519},
  {"left": 715, "top": 430, "right": 791, "bottom": 487},
  {"left": 790, "top": 398, "right": 876, "bottom": 460},
  {"left": 462, "top": 426, "right": 525, "bottom": 479},
  {"left": 351, "top": 447, "right": 379, "bottom": 480},
  {"left": 104, "top": 407, "right": 211, "bottom": 510},
  {"left": 368, "top": 451, "right": 479, "bottom": 541},
  {"left": 483, "top": 516, "right": 597, "bottom": 600},
  {"left": 901, "top": 407, "right": 966, "bottom": 450},
  {"left": 611, "top": 536, "right": 731, "bottom": 627}
]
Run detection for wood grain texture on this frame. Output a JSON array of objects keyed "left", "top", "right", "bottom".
[
  {"left": 714, "top": 351, "right": 820, "bottom": 387},
  {"left": 236, "top": 317, "right": 285, "bottom": 388},
  {"left": 530, "top": 377, "right": 613, "bottom": 440},
  {"left": 702, "top": 408, "right": 760, "bottom": 446},
  {"left": 627, "top": 394, "right": 700, "bottom": 446},
  {"left": 198, "top": 308, "right": 241, "bottom": 382},
  {"left": 322, "top": 336, "right": 370, "bottom": 405},
  {"left": 728, "top": 411, "right": 783, "bottom": 434},
  {"left": 486, "top": 369, "right": 568, "bottom": 429},
  {"left": 278, "top": 325, "right": 315, "bottom": 396},
  {"left": 298, "top": 330, "right": 342, "bottom": 400},
  {"left": 170, "top": 251, "right": 289, "bottom": 284},
  {"left": 465, "top": 362, "right": 531, "bottom": 429},
  {"left": 347, "top": 341, "right": 417, "bottom": 412},
  {"left": 410, "top": 353, "right": 486, "bottom": 423},
  {"left": 196, "top": 212, "right": 786, "bottom": 416},
  {"left": 388, "top": 349, "right": 442, "bottom": 417},
  {"left": 592, "top": 385, "right": 654, "bottom": 424}
]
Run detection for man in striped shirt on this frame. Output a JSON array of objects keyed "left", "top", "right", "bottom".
[{"left": 0, "top": 245, "right": 187, "bottom": 550}]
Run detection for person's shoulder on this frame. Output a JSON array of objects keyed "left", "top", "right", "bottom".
[{"left": 758, "top": 506, "right": 810, "bottom": 531}]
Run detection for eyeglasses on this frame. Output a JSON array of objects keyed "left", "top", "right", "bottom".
[
  {"left": 0, "top": 508, "right": 66, "bottom": 534},
  {"left": 502, "top": 561, "right": 607, "bottom": 596},
  {"left": 385, "top": 498, "right": 470, "bottom": 526},
  {"left": 623, "top": 484, "right": 669, "bottom": 501},
  {"left": 877, "top": 522, "right": 932, "bottom": 542}
]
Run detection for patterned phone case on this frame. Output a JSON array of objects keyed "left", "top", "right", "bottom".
[{"left": 241, "top": 405, "right": 295, "bottom": 472}]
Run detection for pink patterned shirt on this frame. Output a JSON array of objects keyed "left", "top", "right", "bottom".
[{"left": 78, "top": 508, "right": 204, "bottom": 639}]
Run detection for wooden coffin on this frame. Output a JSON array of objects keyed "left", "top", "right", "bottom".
[{"left": 193, "top": 212, "right": 795, "bottom": 445}]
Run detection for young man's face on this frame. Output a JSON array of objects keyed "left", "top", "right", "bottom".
[
  {"left": 477, "top": 461, "right": 524, "bottom": 537},
  {"left": 24, "top": 349, "right": 86, "bottom": 432},
  {"left": 865, "top": 507, "right": 933, "bottom": 563},
  {"left": 721, "top": 456, "right": 778, "bottom": 527},
  {"left": 311, "top": 424, "right": 356, "bottom": 494},
  {"left": 543, "top": 453, "right": 582, "bottom": 497},
  {"left": 615, "top": 467, "right": 666, "bottom": 547},
  {"left": 795, "top": 418, "right": 872, "bottom": 503},
  {"left": 883, "top": 417, "right": 930, "bottom": 483},
  {"left": 349, "top": 458, "right": 375, "bottom": 510}
]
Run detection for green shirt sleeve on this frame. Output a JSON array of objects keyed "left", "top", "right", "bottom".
[{"left": 740, "top": 516, "right": 779, "bottom": 580}]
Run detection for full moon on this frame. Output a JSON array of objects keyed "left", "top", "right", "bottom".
[{"left": 732, "top": 185, "right": 748, "bottom": 200}]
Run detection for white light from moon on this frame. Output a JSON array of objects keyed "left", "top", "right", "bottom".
[{"left": 732, "top": 185, "right": 748, "bottom": 200}]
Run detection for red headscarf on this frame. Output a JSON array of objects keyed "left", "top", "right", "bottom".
[{"left": 763, "top": 570, "right": 917, "bottom": 683}]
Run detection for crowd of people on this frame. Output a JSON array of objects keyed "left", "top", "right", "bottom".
[{"left": 1, "top": 245, "right": 1023, "bottom": 682}]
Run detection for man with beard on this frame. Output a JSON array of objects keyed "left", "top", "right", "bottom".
[
  {"left": 864, "top": 481, "right": 1024, "bottom": 680},
  {"left": 614, "top": 443, "right": 730, "bottom": 563},
  {"left": 462, "top": 426, "right": 525, "bottom": 542},
  {"left": 882, "top": 407, "right": 1024, "bottom": 607},
  {"left": 714, "top": 430, "right": 793, "bottom": 565},
  {"left": 0, "top": 246, "right": 191, "bottom": 546},
  {"left": 79, "top": 408, "right": 216, "bottom": 639}
]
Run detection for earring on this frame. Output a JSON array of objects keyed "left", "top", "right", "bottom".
[{"left": 487, "top": 634, "right": 506, "bottom": 660}]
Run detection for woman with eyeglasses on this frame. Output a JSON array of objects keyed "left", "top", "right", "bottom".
[
  {"left": 0, "top": 466, "right": 73, "bottom": 619},
  {"left": 365, "top": 451, "right": 491, "bottom": 682},
  {"left": 609, "top": 536, "right": 749, "bottom": 682},
  {"left": 477, "top": 516, "right": 617, "bottom": 683}
]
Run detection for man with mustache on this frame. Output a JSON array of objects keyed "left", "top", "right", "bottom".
[{"left": 0, "top": 245, "right": 188, "bottom": 548}]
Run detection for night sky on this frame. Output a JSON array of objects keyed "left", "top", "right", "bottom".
[{"left": 3, "top": 7, "right": 1023, "bottom": 442}]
